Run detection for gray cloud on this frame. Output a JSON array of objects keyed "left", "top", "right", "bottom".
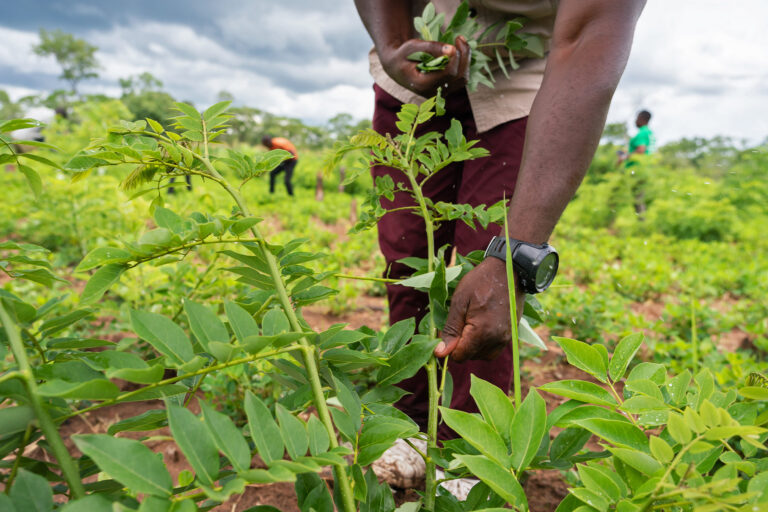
[{"left": 2, "top": 1, "right": 768, "bottom": 143}]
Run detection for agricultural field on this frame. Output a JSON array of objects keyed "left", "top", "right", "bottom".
[{"left": 1, "top": 92, "right": 767, "bottom": 511}]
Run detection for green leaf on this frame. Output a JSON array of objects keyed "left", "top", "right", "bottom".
[
  {"left": 230, "top": 217, "right": 262, "bottom": 236},
  {"left": 608, "top": 333, "right": 643, "bottom": 381},
  {"left": 200, "top": 401, "right": 251, "bottom": 472},
  {"left": 538, "top": 380, "right": 617, "bottom": 407},
  {"left": 352, "top": 464, "right": 368, "bottom": 501},
  {"left": 130, "top": 309, "right": 194, "bottom": 366},
  {"left": 608, "top": 447, "right": 663, "bottom": 476},
  {"left": 666, "top": 412, "right": 692, "bottom": 445},
  {"left": 377, "top": 337, "right": 439, "bottom": 387},
  {"left": 18, "top": 165, "right": 42, "bottom": 198},
  {"left": 620, "top": 395, "right": 669, "bottom": 415},
  {"left": 60, "top": 495, "right": 114, "bottom": 512},
  {"left": 440, "top": 407, "right": 510, "bottom": 467},
  {"left": 76, "top": 247, "right": 133, "bottom": 272},
  {"left": 9, "top": 469, "right": 53, "bottom": 512},
  {"left": 262, "top": 308, "right": 290, "bottom": 335},
  {"left": 307, "top": 415, "right": 330, "bottom": 456},
  {"left": 295, "top": 473, "right": 333, "bottom": 512},
  {"left": 649, "top": 436, "right": 673, "bottom": 464},
  {"left": 276, "top": 403, "right": 308, "bottom": 460},
  {"left": 203, "top": 101, "right": 231, "bottom": 122},
  {"left": 146, "top": 118, "right": 164, "bottom": 133},
  {"left": 184, "top": 300, "right": 228, "bottom": 353},
  {"left": 740, "top": 386, "right": 768, "bottom": 401},
  {"left": 566, "top": 414, "right": 648, "bottom": 451},
  {"left": 244, "top": 391, "right": 284, "bottom": 463},
  {"left": 470, "top": 375, "right": 515, "bottom": 441},
  {"left": 107, "top": 409, "right": 166, "bottom": 435},
  {"left": 333, "top": 375, "right": 362, "bottom": 433},
  {"left": 553, "top": 337, "right": 608, "bottom": 383},
  {"left": 550, "top": 427, "right": 591, "bottom": 461},
  {"left": 224, "top": 300, "right": 260, "bottom": 344},
  {"left": 704, "top": 425, "right": 766, "bottom": 441},
  {"left": 167, "top": 405, "right": 219, "bottom": 486},
  {"left": 0, "top": 406, "right": 34, "bottom": 436},
  {"left": 357, "top": 416, "right": 419, "bottom": 466},
  {"left": 397, "top": 265, "right": 462, "bottom": 289},
  {"left": 666, "top": 370, "right": 691, "bottom": 405},
  {"left": 627, "top": 363, "right": 665, "bottom": 385},
  {"left": 569, "top": 487, "right": 609, "bottom": 512},
  {"left": 37, "top": 378, "right": 119, "bottom": 400},
  {"left": 519, "top": 316, "right": 547, "bottom": 350},
  {"left": 509, "top": 389, "right": 547, "bottom": 472},
  {"left": 80, "top": 263, "right": 127, "bottom": 304},
  {"left": 154, "top": 207, "right": 185, "bottom": 233},
  {"left": 174, "top": 102, "right": 201, "bottom": 120},
  {"left": 454, "top": 455, "right": 527, "bottom": 509},
  {"left": 73, "top": 434, "right": 172, "bottom": 496},
  {"left": 381, "top": 317, "right": 415, "bottom": 353}
]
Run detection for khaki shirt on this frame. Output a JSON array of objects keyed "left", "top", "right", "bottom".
[{"left": 369, "top": 0, "right": 559, "bottom": 133}]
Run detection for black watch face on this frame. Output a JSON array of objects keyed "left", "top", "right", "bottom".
[{"left": 535, "top": 252, "right": 558, "bottom": 290}]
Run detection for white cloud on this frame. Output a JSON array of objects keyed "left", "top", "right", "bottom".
[
  {"left": 608, "top": 0, "right": 768, "bottom": 144},
  {"left": 3, "top": 1, "right": 768, "bottom": 143}
]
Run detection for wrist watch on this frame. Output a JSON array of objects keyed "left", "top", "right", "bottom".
[{"left": 484, "top": 236, "right": 559, "bottom": 294}]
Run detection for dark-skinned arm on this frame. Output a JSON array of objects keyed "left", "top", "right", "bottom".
[
  {"left": 353, "top": 0, "right": 470, "bottom": 96},
  {"left": 437, "top": 0, "right": 646, "bottom": 361}
]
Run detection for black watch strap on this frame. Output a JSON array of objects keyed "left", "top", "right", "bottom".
[{"left": 484, "top": 236, "right": 518, "bottom": 262}]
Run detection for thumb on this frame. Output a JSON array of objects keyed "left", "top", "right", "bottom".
[{"left": 436, "top": 293, "right": 468, "bottom": 357}]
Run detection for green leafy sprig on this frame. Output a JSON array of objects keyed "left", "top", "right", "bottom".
[{"left": 408, "top": 1, "right": 545, "bottom": 91}]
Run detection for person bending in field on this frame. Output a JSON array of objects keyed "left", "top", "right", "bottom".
[
  {"left": 262, "top": 135, "right": 298, "bottom": 196},
  {"left": 355, "top": 0, "right": 646, "bottom": 492}
]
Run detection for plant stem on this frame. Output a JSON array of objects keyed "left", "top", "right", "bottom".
[
  {"left": 403, "top": 150, "right": 440, "bottom": 510},
  {"left": 5, "top": 424, "right": 33, "bottom": 494},
  {"left": 199, "top": 157, "right": 356, "bottom": 512},
  {"left": 62, "top": 346, "right": 296, "bottom": 421},
  {"left": 333, "top": 273, "right": 398, "bottom": 284},
  {"left": 0, "top": 303, "right": 86, "bottom": 499},
  {"left": 503, "top": 205, "right": 522, "bottom": 409},
  {"left": 690, "top": 296, "right": 698, "bottom": 373}
]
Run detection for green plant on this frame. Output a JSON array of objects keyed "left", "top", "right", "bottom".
[{"left": 409, "top": 1, "right": 544, "bottom": 90}]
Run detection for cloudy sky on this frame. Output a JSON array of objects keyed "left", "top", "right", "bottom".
[{"left": 1, "top": 1, "right": 766, "bottom": 145}]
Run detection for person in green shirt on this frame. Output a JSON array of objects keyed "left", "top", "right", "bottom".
[
  {"left": 619, "top": 109, "right": 655, "bottom": 217},
  {"left": 628, "top": 109, "right": 655, "bottom": 155}
]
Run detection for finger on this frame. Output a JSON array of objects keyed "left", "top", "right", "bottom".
[
  {"left": 435, "top": 331, "right": 462, "bottom": 358},
  {"left": 450, "top": 324, "right": 478, "bottom": 362},
  {"left": 444, "top": 43, "right": 461, "bottom": 77},
  {"left": 436, "top": 292, "right": 469, "bottom": 357},
  {"left": 453, "top": 36, "right": 471, "bottom": 80},
  {"left": 400, "top": 39, "right": 453, "bottom": 59}
]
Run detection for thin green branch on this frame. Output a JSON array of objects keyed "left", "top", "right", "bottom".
[
  {"left": 0, "top": 303, "right": 85, "bottom": 499},
  {"left": 61, "top": 345, "right": 297, "bottom": 421},
  {"left": 4, "top": 424, "right": 33, "bottom": 494}
]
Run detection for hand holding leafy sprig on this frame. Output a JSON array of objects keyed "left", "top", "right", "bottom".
[{"left": 408, "top": 1, "right": 544, "bottom": 91}]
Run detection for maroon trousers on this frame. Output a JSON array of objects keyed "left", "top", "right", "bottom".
[{"left": 371, "top": 85, "right": 527, "bottom": 439}]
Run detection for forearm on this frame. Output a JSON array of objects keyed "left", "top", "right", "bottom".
[
  {"left": 507, "top": 0, "right": 645, "bottom": 243},
  {"left": 353, "top": 0, "right": 415, "bottom": 51}
]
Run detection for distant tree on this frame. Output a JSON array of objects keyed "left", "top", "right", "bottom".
[
  {"left": 602, "top": 122, "right": 628, "bottom": 145},
  {"left": 119, "top": 72, "right": 163, "bottom": 95},
  {"left": 217, "top": 90, "right": 235, "bottom": 103},
  {"left": 32, "top": 29, "right": 99, "bottom": 96},
  {"left": 658, "top": 136, "right": 741, "bottom": 174},
  {"left": 0, "top": 90, "right": 24, "bottom": 120},
  {"left": 119, "top": 72, "right": 176, "bottom": 127}
]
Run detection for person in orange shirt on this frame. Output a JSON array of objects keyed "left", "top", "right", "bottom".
[{"left": 262, "top": 135, "right": 298, "bottom": 196}]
